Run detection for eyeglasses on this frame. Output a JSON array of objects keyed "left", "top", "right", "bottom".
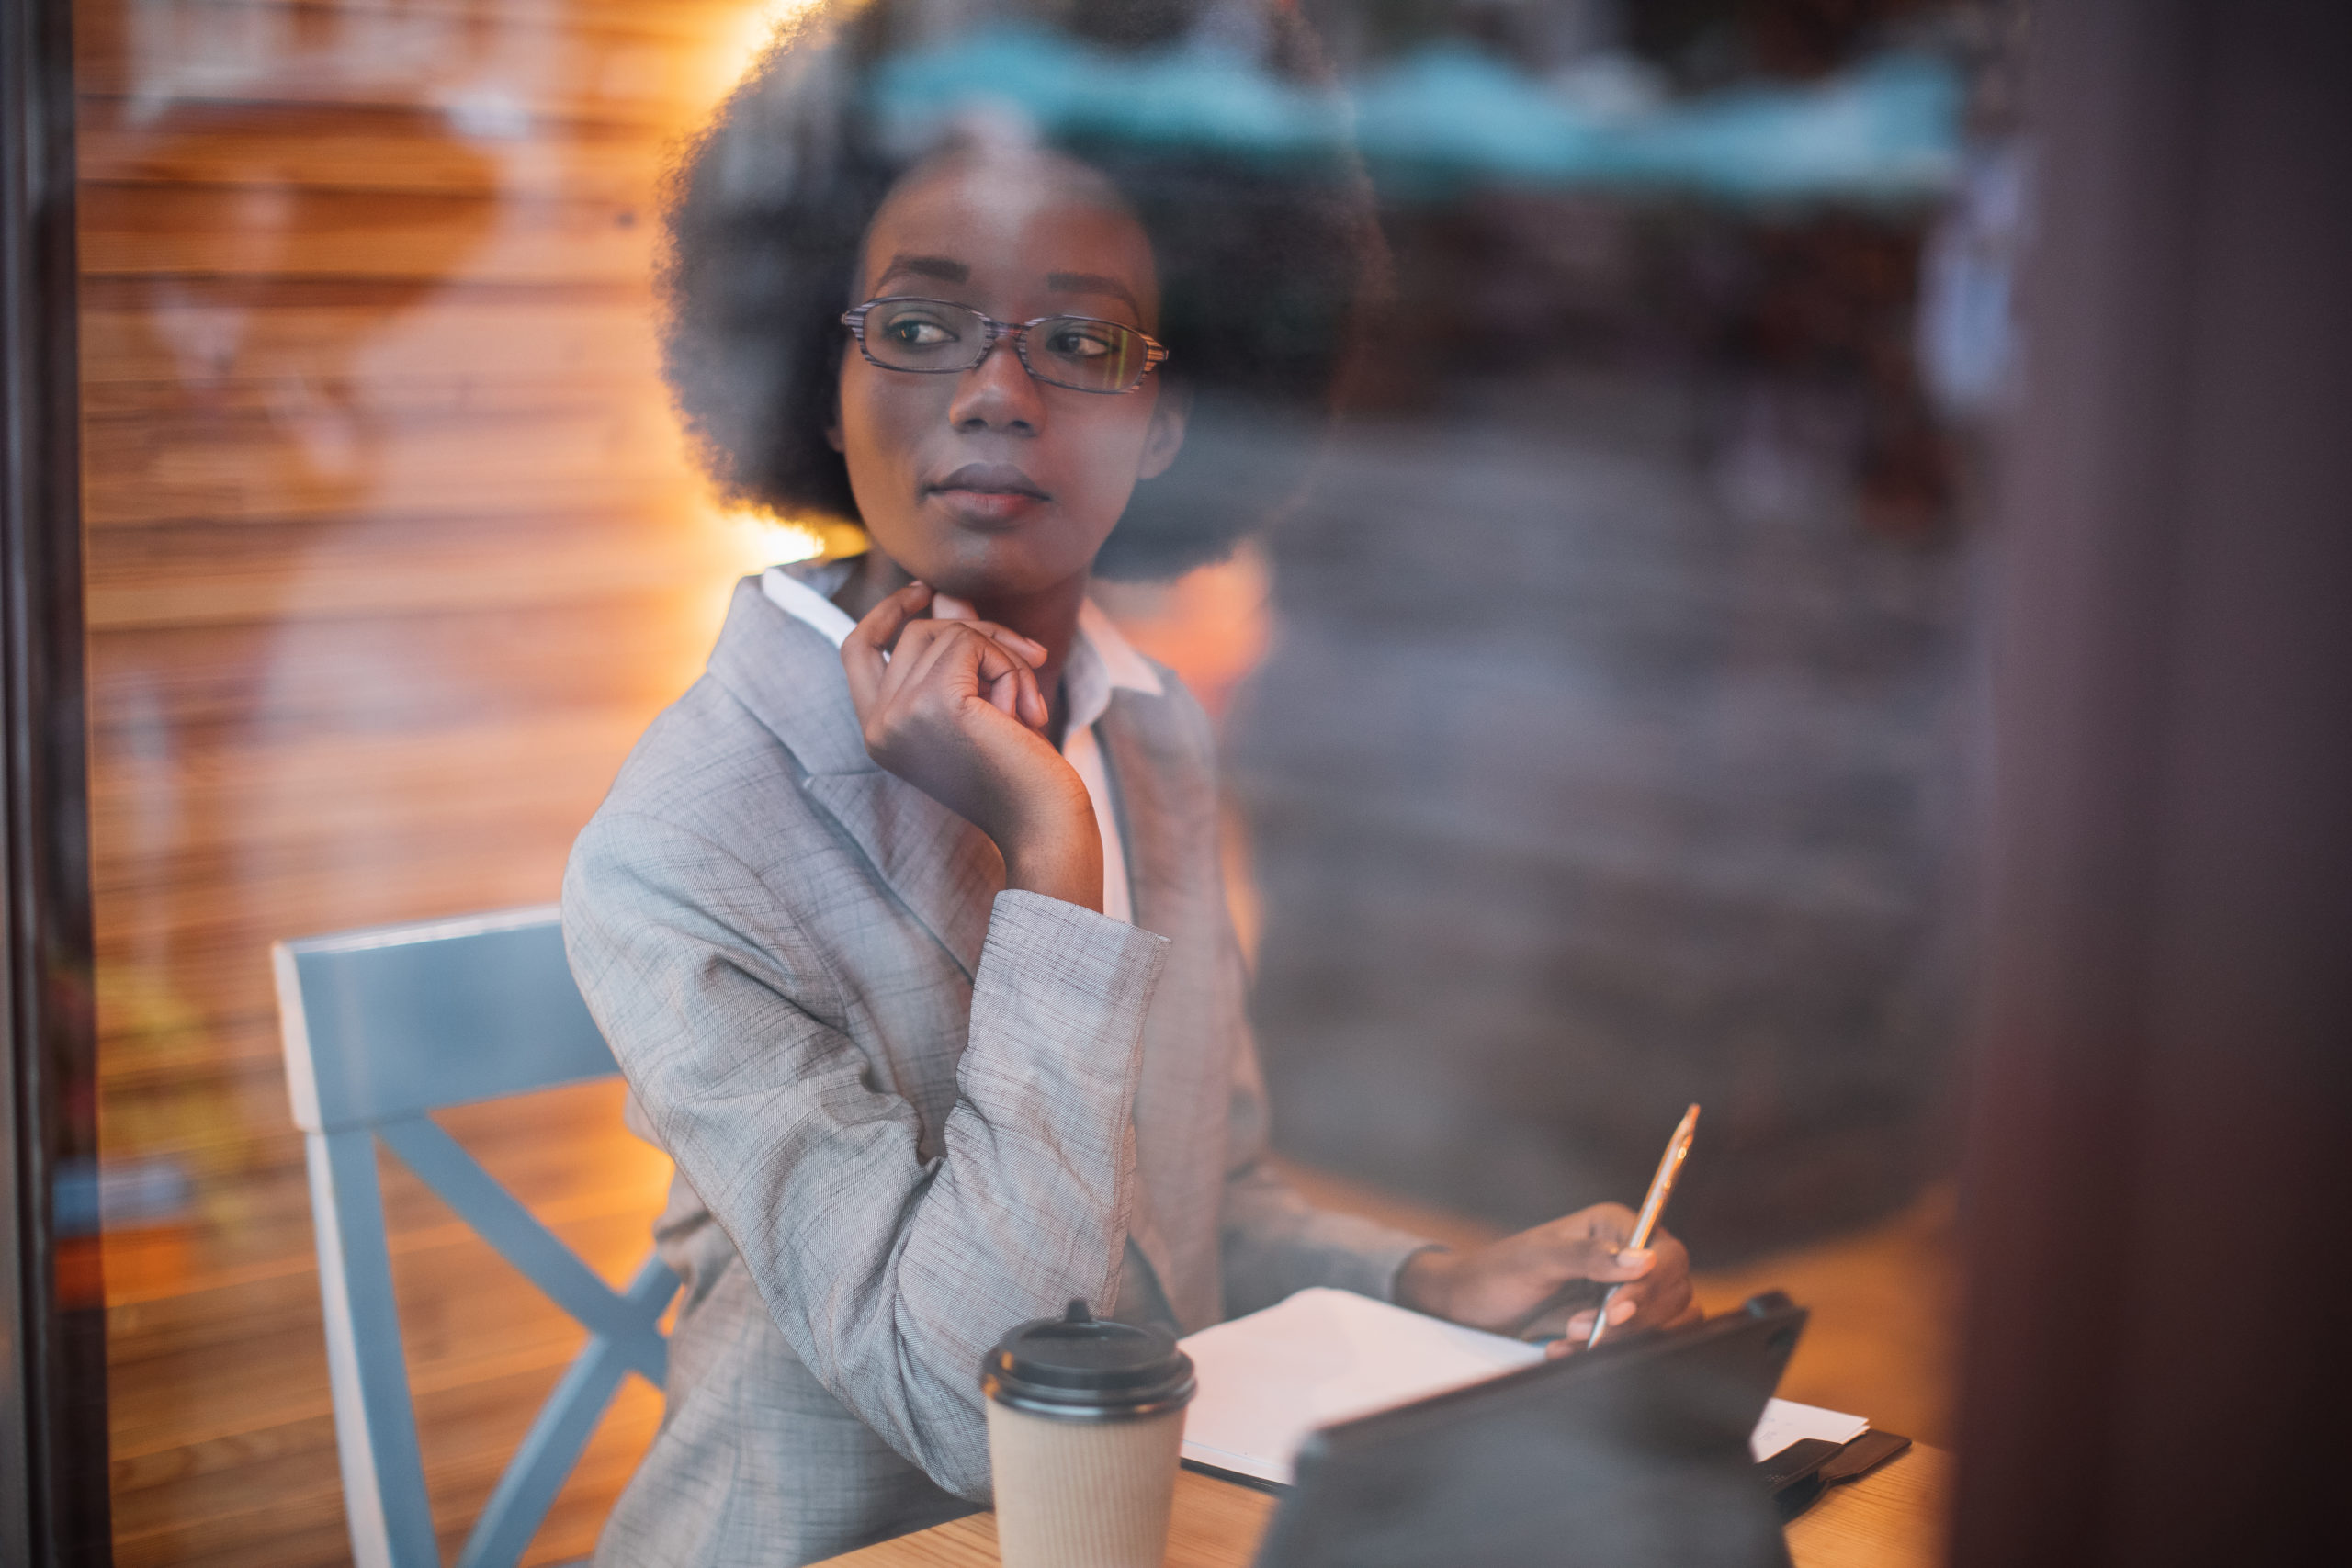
[{"left": 840, "top": 297, "right": 1170, "bottom": 395}]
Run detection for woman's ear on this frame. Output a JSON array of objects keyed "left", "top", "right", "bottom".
[
  {"left": 1136, "top": 378, "right": 1191, "bottom": 479},
  {"left": 825, "top": 393, "right": 845, "bottom": 454}
]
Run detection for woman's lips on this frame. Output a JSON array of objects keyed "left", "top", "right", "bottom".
[{"left": 926, "top": 462, "right": 1048, "bottom": 527}]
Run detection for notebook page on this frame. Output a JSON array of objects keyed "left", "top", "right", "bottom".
[
  {"left": 1179, "top": 1288, "right": 1544, "bottom": 1483},
  {"left": 1747, "top": 1397, "right": 1870, "bottom": 1461},
  {"left": 1178, "top": 1287, "right": 1866, "bottom": 1484}
]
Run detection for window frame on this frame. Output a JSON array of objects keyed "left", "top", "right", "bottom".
[{"left": 1, "top": 0, "right": 111, "bottom": 1561}]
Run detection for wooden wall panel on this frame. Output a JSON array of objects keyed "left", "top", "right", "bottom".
[
  {"left": 76, "top": 2, "right": 802, "bottom": 1563},
  {"left": 76, "top": 111, "right": 665, "bottom": 200},
  {"left": 77, "top": 186, "right": 656, "bottom": 283},
  {"left": 76, "top": 0, "right": 756, "bottom": 125},
  {"left": 80, "top": 286, "right": 664, "bottom": 394}
]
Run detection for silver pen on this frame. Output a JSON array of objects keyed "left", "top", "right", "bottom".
[{"left": 1586, "top": 1103, "right": 1700, "bottom": 1349}]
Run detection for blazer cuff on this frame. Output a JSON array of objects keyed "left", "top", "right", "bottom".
[
  {"left": 1384, "top": 1241, "right": 1452, "bottom": 1306},
  {"left": 1351, "top": 1234, "right": 1451, "bottom": 1305},
  {"left": 960, "top": 890, "right": 1170, "bottom": 1104}
]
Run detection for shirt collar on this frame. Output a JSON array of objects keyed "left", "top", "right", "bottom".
[
  {"left": 760, "top": 561, "right": 858, "bottom": 648},
  {"left": 1068, "top": 598, "right": 1164, "bottom": 729},
  {"left": 760, "top": 562, "right": 1163, "bottom": 728}
]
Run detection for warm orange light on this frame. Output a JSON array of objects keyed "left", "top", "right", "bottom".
[
  {"left": 714, "top": 507, "right": 827, "bottom": 570},
  {"left": 696, "top": 1, "right": 833, "bottom": 109},
  {"left": 709, "top": 507, "right": 868, "bottom": 572}
]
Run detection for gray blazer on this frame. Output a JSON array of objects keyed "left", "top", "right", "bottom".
[{"left": 563, "top": 579, "right": 1430, "bottom": 1567}]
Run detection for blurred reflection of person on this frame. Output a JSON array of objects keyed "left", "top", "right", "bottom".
[{"left": 562, "top": 6, "right": 1696, "bottom": 1562}]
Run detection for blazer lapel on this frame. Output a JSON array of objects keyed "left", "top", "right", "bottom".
[
  {"left": 1099, "top": 687, "right": 1228, "bottom": 1334},
  {"left": 707, "top": 578, "right": 1002, "bottom": 978},
  {"left": 1098, "top": 689, "right": 1215, "bottom": 947}
]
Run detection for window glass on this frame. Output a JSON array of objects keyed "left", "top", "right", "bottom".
[
  {"left": 80, "top": 2, "right": 2013, "bottom": 1562},
  {"left": 81, "top": 3, "right": 798, "bottom": 1559}
]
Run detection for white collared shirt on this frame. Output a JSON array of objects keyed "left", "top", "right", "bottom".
[{"left": 762, "top": 563, "right": 1161, "bottom": 925}]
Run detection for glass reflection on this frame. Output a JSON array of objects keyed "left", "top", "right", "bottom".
[
  {"left": 82, "top": 1, "right": 813, "bottom": 1562},
  {"left": 77, "top": 2, "right": 2008, "bottom": 1563}
]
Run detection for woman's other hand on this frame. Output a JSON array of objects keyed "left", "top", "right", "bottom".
[
  {"left": 842, "top": 581, "right": 1103, "bottom": 910},
  {"left": 1394, "top": 1202, "right": 1701, "bottom": 1353}
]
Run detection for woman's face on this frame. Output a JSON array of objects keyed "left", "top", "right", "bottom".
[{"left": 831, "top": 145, "right": 1185, "bottom": 603}]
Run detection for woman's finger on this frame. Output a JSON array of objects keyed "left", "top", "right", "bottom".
[
  {"left": 1565, "top": 1202, "right": 1641, "bottom": 1246},
  {"left": 891, "top": 618, "right": 1031, "bottom": 709},
  {"left": 958, "top": 619, "right": 1048, "bottom": 668},
  {"left": 870, "top": 617, "right": 950, "bottom": 705},
  {"left": 1550, "top": 1275, "right": 1691, "bottom": 1353},
  {"left": 876, "top": 589, "right": 1044, "bottom": 671},
  {"left": 988, "top": 661, "right": 1049, "bottom": 728},
  {"left": 1523, "top": 1228, "right": 1656, "bottom": 1286},
  {"left": 1609, "top": 1258, "right": 1693, "bottom": 1328},
  {"left": 842, "top": 581, "right": 933, "bottom": 714},
  {"left": 1612, "top": 1275, "right": 1688, "bottom": 1325},
  {"left": 953, "top": 625, "right": 1035, "bottom": 694},
  {"left": 1009, "top": 660, "right": 1047, "bottom": 728},
  {"left": 850, "top": 590, "right": 1044, "bottom": 716},
  {"left": 877, "top": 617, "right": 1005, "bottom": 708},
  {"left": 1562, "top": 1294, "right": 1640, "bottom": 1340}
]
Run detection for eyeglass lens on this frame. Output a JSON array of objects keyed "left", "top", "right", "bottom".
[{"left": 861, "top": 299, "right": 1149, "bottom": 392}]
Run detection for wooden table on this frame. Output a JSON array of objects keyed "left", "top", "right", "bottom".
[{"left": 822, "top": 1445, "right": 1951, "bottom": 1568}]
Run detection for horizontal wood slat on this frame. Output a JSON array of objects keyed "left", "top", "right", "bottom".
[
  {"left": 79, "top": 182, "right": 657, "bottom": 283},
  {"left": 82, "top": 402, "right": 695, "bottom": 529},
  {"left": 90, "top": 706, "right": 662, "bottom": 837},
  {"left": 88, "top": 600, "right": 707, "bottom": 742},
  {"left": 78, "top": 0, "right": 751, "bottom": 128},
  {"left": 84, "top": 512, "right": 753, "bottom": 627},
  {"left": 80, "top": 290, "right": 663, "bottom": 391},
  {"left": 93, "top": 0, "right": 764, "bottom": 38},
  {"left": 79, "top": 104, "right": 666, "bottom": 199},
  {"left": 98, "top": 1079, "right": 672, "bottom": 1292}
]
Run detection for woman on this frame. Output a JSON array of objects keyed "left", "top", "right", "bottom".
[{"left": 564, "top": 6, "right": 1698, "bottom": 1564}]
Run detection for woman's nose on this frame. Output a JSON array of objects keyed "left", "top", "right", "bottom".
[{"left": 946, "top": 335, "right": 1045, "bottom": 434}]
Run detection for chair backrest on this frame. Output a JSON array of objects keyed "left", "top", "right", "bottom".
[{"left": 274, "top": 906, "right": 679, "bottom": 1568}]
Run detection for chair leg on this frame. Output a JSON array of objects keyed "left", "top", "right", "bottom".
[
  {"left": 454, "top": 1256, "right": 676, "bottom": 1568},
  {"left": 307, "top": 1127, "right": 440, "bottom": 1568},
  {"left": 453, "top": 1334, "right": 633, "bottom": 1568}
]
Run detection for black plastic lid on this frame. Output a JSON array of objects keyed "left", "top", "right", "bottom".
[{"left": 980, "top": 1301, "right": 1196, "bottom": 1420}]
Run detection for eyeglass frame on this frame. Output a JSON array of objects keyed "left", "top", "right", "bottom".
[{"left": 839, "top": 296, "right": 1171, "bottom": 395}]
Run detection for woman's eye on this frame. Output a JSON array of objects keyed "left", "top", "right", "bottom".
[
  {"left": 1046, "top": 325, "right": 1117, "bottom": 359},
  {"left": 884, "top": 318, "right": 956, "bottom": 346}
]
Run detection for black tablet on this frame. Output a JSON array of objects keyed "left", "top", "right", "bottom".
[{"left": 1249, "top": 1294, "right": 1807, "bottom": 1568}]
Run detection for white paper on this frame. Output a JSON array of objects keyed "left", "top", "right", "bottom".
[
  {"left": 1177, "top": 1288, "right": 1866, "bottom": 1485},
  {"left": 1179, "top": 1288, "right": 1544, "bottom": 1483},
  {"left": 1747, "top": 1397, "right": 1870, "bottom": 1462}
]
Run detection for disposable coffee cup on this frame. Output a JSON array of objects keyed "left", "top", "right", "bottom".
[{"left": 981, "top": 1300, "right": 1196, "bottom": 1568}]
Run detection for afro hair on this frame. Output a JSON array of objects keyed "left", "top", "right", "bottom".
[{"left": 657, "top": 0, "right": 1383, "bottom": 580}]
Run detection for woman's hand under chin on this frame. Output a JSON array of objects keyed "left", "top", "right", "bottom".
[
  {"left": 842, "top": 581, "right": 1105, "bottom": 911},
  {"left": 1395, "top": 1202, "right": 1702, "bottom": 1354}
]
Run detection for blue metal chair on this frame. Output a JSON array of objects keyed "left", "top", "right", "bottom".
[{"left": 274, "top": 905, "right": 679, "bottom": 1568}]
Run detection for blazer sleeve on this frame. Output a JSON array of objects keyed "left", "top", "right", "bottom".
[
  {"left": 563, "top": 807, "right": 1169, "bottom": 1503},
  {"left": 1212, "top": 926, "right": 1439, "bottom": 1320}
]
